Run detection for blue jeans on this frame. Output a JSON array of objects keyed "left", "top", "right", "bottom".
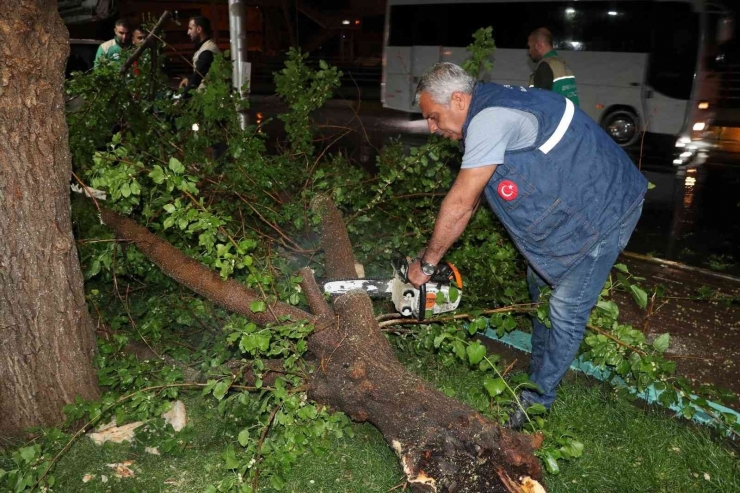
[{"left": 521, "top": 202, "right": 643, "bottom": 409}]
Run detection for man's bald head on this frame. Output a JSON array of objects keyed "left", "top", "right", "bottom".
[{"left": 528, "top": 28, "right": 553, "bottom": 62}]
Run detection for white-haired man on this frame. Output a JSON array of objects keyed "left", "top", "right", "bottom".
[{"left": 408, "top": 62, "right": 646, "bottom": 429}]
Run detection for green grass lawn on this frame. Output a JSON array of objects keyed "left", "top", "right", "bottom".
[{"left": 28, "top": 350, "right": 740, "bottom": 492}]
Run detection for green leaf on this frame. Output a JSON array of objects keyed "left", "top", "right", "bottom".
[
  {"left": 168, "top": 157, "right": 185, "bottom": 174},
  {"left": 596, "top": 300, "right": 619, "bottom": 319},
  {"left": 647, "top": 181, "right": 656, "bottom": 189},
  {"left": 19, "top": 445, "right": 38, "bottom": 464},
  {"left": 503, "top": 316, "right": 518, "bottom": 331},
  {"left": 250, "top": 300, "right": 266, "bottom": 313},
  {"left": 255, "top": 333, "right": 271, "bottom": 352},
  {"left": 613, "top": 263, "right": 629, "bottom": 274},
  {"left": 544, "top": 452, "right": 560, "bottom": 474},
  {"left": 526, "top": 403, "right": 547, "bottom": 415},
  {"left": 629, "top": 285, "right": 648, "bottom": 309},
  {"left": 240, "top": 334, "right": 257, "bottom": 353},
  {"left": 561, "top": 440, "right": 584, "bottom": 458},
  {"left": 449, "top": 285, "right": 459, "bottom": 303},
  {"left": 149, "top": 165, "right": 165, "bottom": 184},
  {"left": 433, "top": 334, "right": 447, "bottom": 348},
  {"left": 616, "top": 359, "right": 630, "bottom": 377},
  {"left": 223, "top": 445, "right": 240, "bottom": 469},
  {"left": 660, "top": 360, "right": 676, "bottom": 374},
  {"left": 297, "top": 405, "right": 318, "bottom": 420},
  {"left": 319, "top": 59, "right": 328, "bottom": 70},
  {"left": 483, "top": 376, "right": 506, "bottom": 397},
  {"left": 652, "top": 333, "right": 670, "bottom": 353},
  {"left": 87, "top": 259, "right": 101, "bottom": 278},
  {"left": 213, "top": 380, "right": 230, "bottom": 400},
  {"left": 238, "top": 428, "right": 250, "bottom": 447},
  {"left": 466, "top": 342, "right": 486, "bottom": 365},
  {"left": 452, "top": 340, "right": 466, "bottom": 361},
  {"left": 202, "top": 379, "right": 217, "bottom": 396},
  {"left": 163, "top": 203, "right": 176, "bottom": 213},
  {"left": 270, "top": 474, "right": 286, "bottom": 490}
]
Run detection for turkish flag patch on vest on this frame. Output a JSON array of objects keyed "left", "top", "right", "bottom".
[{"left": 497, "top": 180, "right": 518, "bottom": 201}]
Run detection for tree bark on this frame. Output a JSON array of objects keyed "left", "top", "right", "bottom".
[
  {"left": 103, "top": 197, "right": 545, "bottom": 491},
  {"left": 0, "top": 0, "right": 100, "bottom": 437},
  {"left": 307, "top": 196, "right": 544, "bottom": 492}
]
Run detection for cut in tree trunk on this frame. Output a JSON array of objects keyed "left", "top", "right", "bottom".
[
  {"left": 102, "top": 195, "right": 544, "bottom": 492},
  {"left": 0, "top": 0, "right": 100, "bottom": 437}
]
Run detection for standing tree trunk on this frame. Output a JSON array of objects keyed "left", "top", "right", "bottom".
[{"left": 0, "top": 0, "right": 100, "bottom": 437}]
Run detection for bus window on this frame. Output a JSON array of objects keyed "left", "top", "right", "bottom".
[
  {"left": 389, "top": 4, "right": 451, "bottom": 46},
  {"left": 389, "top": 2, "right": 658, "bottom": 52},
  {"left": 647, "top": 3, "right": 699, "bottom": 100}
]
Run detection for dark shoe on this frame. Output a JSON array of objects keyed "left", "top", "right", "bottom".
[{"left": 504, "top": 404, "right": 530, "bottom": 431}]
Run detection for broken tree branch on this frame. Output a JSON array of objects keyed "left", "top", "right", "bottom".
[{"left": 101, "top": 211, "right": 316, "bottom": 327}]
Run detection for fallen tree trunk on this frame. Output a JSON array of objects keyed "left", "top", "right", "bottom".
[{"left": 102, "top": 202, "right": 543, "bottom": 492}]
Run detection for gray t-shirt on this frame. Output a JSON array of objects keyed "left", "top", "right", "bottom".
[{"left": 461, "top": 107, "right": 539, "bottom": 169}]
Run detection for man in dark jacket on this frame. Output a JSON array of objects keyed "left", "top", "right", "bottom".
[
  {"left": 179, "top": 16, "right": 222, "bottom": 94},
  {"left": 409, "top": 63, "right": 646, "bottom": 429}
]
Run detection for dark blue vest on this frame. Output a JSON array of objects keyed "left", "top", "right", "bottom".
[{"left": 462, "top": 83, "right": 647, "bottom": 285}]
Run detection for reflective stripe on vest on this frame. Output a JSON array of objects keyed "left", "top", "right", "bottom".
[{"left": 539, "top": 98, "right": 575, "bottom": 154}]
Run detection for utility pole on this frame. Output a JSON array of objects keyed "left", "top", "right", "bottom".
[{"left": 229, "top": 0, "right": 250, "bottom": 129}]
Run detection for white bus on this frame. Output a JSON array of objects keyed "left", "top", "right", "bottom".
[{"left": 381, "top": 0, "right": 732, "bottom": 157}]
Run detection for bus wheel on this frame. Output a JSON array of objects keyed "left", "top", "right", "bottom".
[{"left": 601, "top": 110, "right": 640, "bottom": 147}]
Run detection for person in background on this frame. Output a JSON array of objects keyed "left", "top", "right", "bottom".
[
  {"left": 94, "top": 19, "right": 132, "bottom": 67},
  {"left": 132, "top": 27, "right": 147, "bottom": 47},
  {"left": 179, "top": 16, "right": 221, "bottom": 95},
  {"left": 129, "top": 26, "right": 149, "bottom": 76},
  {"left": 527, "top": 28, "right": 579, "bottom": 105}
]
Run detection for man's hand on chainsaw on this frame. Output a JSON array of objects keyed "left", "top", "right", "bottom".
[{"left": 407, "top": 259, "right": 431, "bottom": 289}]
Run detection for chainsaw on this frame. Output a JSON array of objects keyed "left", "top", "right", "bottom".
[{"left": 321, "top": 255, "right": 463, "bottom": 321}]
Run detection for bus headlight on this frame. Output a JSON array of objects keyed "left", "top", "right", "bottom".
[
  {"left": 698, "top": 101, "right": 709, "bottom": 109},
  {"left": 692, "top": 122, "right": 706, "bottom": 131}
]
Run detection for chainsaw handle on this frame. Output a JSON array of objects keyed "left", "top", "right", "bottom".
[
  {"left": 431, "top": 263, "right": 452, "bottom": 283},
  {"left": 418, "top": 282, "right": 426, "bottom": 321}
]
